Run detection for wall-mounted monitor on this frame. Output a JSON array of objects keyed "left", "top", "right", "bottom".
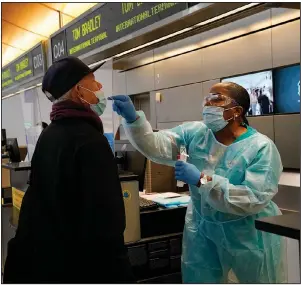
[
  {"left": 274, "top": 64, "right": 300, "bottom": 114},
  {"left": 222, "top": 70, "right": 273, "bottom": 116}
]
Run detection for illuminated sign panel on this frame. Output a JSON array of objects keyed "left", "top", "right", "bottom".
[
  {"left": 12, "top": 55, "right": 33, "bottom": 83},
  {"left": 59, "top": 3, "right": 187, "bottom": 58},
  {"left": 2, "top": 43, "right": 45, "bottom": 90}
]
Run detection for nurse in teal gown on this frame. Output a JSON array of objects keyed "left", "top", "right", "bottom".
[{"left": 110, "top": 82, "right": 287, "bottom": 283}]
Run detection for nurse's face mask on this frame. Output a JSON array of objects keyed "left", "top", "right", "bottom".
[
  {"left": 202, "top": 93, "right": 242, "bottom": 132},
  {"left": 78, "top": 85, "right": 107, "bottom": 116}
]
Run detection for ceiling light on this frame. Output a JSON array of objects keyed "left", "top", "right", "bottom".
[
  {"left": 112, "top": 3, "right": 260, "bottom": 60},
  {"left": 194, "top": 3, "right": 260, "bottom": 27},
  {"left": 2, "top": 93, "right": 16, "bottom": 100}
]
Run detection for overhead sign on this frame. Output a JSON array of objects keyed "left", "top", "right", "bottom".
[
  {"left": 2, "top": 66, "right": 14, "bottom": 89},
  {"left": 51, "top": 3, "right": 187, "bottom": 61},
  {"left": 51, "top": 31, "right": 67, "bottom": 62},
  {"left": 2, "top": 43, "right": 45, "bottom": 90},
  {"left": 32, "top": 44, "right": 45, "bottom": 77},
  {"left": 11, "top": 54, "right": 34, "bottom": 84}
]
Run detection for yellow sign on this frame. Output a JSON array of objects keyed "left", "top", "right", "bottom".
[{"left": 12, "top": 187, "right": 25, "bottom": 210}]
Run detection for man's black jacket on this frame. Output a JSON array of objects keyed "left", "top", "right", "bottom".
[{"left": 4, "top": 116, "right": 133, "bottom": 283}]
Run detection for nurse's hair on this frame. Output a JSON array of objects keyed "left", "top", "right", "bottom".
[{"left": 223, "top": 82, "right": 250, "bottom": 126}]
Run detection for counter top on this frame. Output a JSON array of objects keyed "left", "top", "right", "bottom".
[
  {"left": 279, "top": 171, "right": 300, "bottom": 187},
  {"left": 8, "top": 203, "right": 187, "bottom": 238},
  {"left": 2, "top": 161, "right": 31, "bottom": 171},
  {"left": 255, "top": 213, "right": 300, "bottom": 240},
  {"left": 140, "top": 205, "right": 187, "bottom": 215}
]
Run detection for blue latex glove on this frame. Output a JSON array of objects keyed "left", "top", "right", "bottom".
[
  {"left": 175, "top": 161, "right": 201, "bottom": 186},
  {"left": 108, "top": 95, "right": 138, "bottom": 123}
]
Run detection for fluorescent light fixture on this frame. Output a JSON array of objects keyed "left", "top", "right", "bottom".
[
  {"left": 89, "top": 59, "right": 108, "bottom": 68},
  {"left": 2, "top": 82, "right": 42, "bottom": 100},
  {"left": 89, "top": 3, "right": 260, "bottom": 69},
  {"left": 114, "top": 27, "right": 194, "bottom": 59},
  {"left": 114, "top": 3, "right": 260, "bottom": 59},
  {"left": 194, "top": 3, "right": 260, "bottom": 27},
  {"left": 15, "top": 85, "right": 35, "bottom": 94},
  {"left": 2, "top": 93, "right": 16, "bottom": 100}
]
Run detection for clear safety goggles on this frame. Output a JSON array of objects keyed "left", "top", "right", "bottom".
[{"left": 203, "top": 93, "right": 239, "bottom": 107}]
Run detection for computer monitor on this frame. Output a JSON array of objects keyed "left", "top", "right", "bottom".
[
  {"left": 222, "top": 70, "right": 274, "bottom": 116},
  {"left": 126, "top": 151, "right": 147, "bottom": 192},
  {"left": 115, "top": 140, "right": 147, "bottom": 192},
  {"left": 6, "top": 138, "right": 21, "bottom": 163},
  {"left": 274, "top": 64, "right": 300, "bottom": 114},
  {"left": 2, "top": 129, "right": 7, "bottom": 147}
]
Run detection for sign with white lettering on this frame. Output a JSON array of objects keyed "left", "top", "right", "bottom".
[
  {"left": 60, "top": 3, "right": 187, "bottom": 58},
  {"left": 51, "top": 31, "right": 67, "bottom": 62},
  {"left": 32, "top": 44, "right": 44, "bottom": 77}
]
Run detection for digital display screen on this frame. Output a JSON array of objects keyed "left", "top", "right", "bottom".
[
  {"left": 274, "top": 64, "right": 300, "bottom": 114},
  {"left": 222, "top": 70, "right": 273, "bottom": 116}
]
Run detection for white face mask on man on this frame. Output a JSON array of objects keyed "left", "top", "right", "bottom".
[{"left": 78, "top": 85, "right": 107, "bottom": 116}]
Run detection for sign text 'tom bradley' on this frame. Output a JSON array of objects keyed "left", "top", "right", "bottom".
[{"left": 72, "top": 15, "right": 101, "bottom": 41}]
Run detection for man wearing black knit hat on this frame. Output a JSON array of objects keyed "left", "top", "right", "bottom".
[{"left": 4, "top": 57, "right": 134, "bottom": 283}]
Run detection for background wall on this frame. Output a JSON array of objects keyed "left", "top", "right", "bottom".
[
  {"left": 113, "top": 8, "right": 300, "bottom": 170},
  {"left": 113, "top": 9, "right": 300, "bottom": 107},
  {"left": 2, "top": 94, "right": 26, "bottom": 145},
  {"left": 111, "top": 9, "right": 300, "bottom": 283},
  {"left": 3, "top": 8, "right": 299, "bottom": 147},
  {"left": 2, "top": 62, "right": 117, "bottom": 147}
]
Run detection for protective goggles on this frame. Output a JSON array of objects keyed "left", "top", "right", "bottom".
[{"left": 203, "top": 93, "right": 239, "bottom": 107}]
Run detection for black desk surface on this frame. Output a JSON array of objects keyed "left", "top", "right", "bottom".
[
  {"left": 2, "top": 161, "right": 31, "bottom": 171},
  {"left": 255, "top": 213, "right": 300, "bottom": 240}
]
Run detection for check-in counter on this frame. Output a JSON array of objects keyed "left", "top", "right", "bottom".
[
  {"left": 1, "top": 162, "right": 31, "bottom": 210},
  {"left": 1, "top": 162, "right": 186, "bottom": 282},
  {"left": 5, "top": 204, "right": 186, "bottom": 283},
  {"left": 2, "top": 162, "right": 299, "bottom": 282},
  {"left": 273, "top": 171, "right": 300, "bottom": 214},
  {"left": 255, "top": 213, "right": 300, "bottom": 283},
  {"left": 2, "top": 154, "right": 12, "bottom": 205},
  {"left": 2, "top": 154, "right": 10, "bottom": 189}
]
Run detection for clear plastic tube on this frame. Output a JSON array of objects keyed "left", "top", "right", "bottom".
[{"left": 177, "top": 145, "right": 189, "bottom": 187}]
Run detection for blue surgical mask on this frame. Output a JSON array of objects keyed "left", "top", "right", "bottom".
[
  {"left": 202, "top": 106, "right": 233, "bottom": 133},
  {"left": 79, "top": 86, "right": 107, "bottom": 116},
  {"left": 90, "top": 90, "right": 107, "bottom": 116}
]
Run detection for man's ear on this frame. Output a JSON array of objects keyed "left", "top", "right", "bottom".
[{"left": 73, "top": 85, "right": 82, "bottom": 97}]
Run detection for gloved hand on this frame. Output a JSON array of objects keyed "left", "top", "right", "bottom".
[
  {"left": 108, "top": 95, "right": 138, "bottom": 123},
  {"left": 175, "top": 161, "right": 201, "bottom": 186}
]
